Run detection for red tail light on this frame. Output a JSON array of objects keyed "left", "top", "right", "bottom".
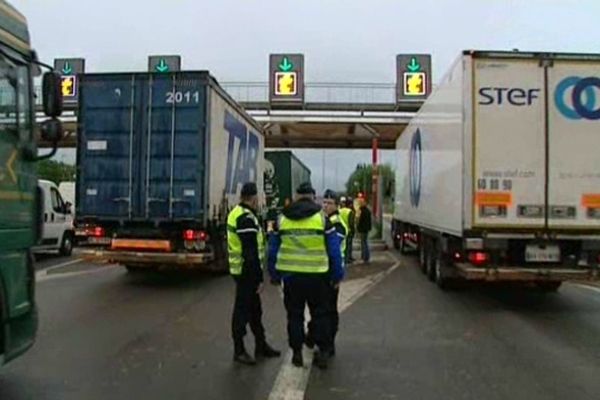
[
  {"left": 93, "top": 227, "right": 105, "bottom": 237},
  {"left": 183, "top": 230, "right": 208, "bottom": 241},
  {"left": 468, "top": 251, "right": 489, "bottom": 266},
  {"left": 403, "top": 232, "right": 409, "bottom": 239}
]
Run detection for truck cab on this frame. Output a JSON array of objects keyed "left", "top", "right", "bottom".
[
  {"left": 33, "top": 179, "right": 74, "bottom": 256},
  {"left": 0, "top": 1, "right": 64, "bottom": 365}
]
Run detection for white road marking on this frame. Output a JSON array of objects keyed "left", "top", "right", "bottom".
[
  {"left": 569, "top": 283, "right": 600, "bottom": 295},
  {"left": 267, "top": 252, "right": 402, "bottom": 400},
  {"left": 36, "top": 264, "right": 118, "bottom": 283}
]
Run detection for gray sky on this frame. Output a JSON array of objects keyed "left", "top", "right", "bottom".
[{"left": 19, "top": 0, "right": 600, "bottom": 190}]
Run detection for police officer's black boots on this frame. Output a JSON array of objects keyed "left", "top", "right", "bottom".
[
  {"left": 292, "top": 349, "right": 304, "bottom": 367},
  {"left": 255, "top": 341, "right": 282, "bottom": 359},
  {"left": 234, "top": 342, "right": 257, "bottom": 365},
  {"left": 313, "top": 350, "right": 329, "bottom": 370}
]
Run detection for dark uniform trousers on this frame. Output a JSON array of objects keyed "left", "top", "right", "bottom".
[
  {"left": 232, "top": 278, "right": 265, "bottom": 352},
  {"left": 283, "top": 274, "right": 332, "bottom": 352}
]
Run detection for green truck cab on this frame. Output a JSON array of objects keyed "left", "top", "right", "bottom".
[{"left": 0, "top": 1, "right": 63, "bottom": 365}]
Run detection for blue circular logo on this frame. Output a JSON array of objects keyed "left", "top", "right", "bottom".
[
  {"left": 555, "top": 76, "right": 599, "bottom": 120},
  {"left": 409, "top": 128, "right": 422, "bottom": 208}
]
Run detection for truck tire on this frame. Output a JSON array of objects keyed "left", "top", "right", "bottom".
[
  {"left": 434, "top": 247, "right": 452, "bottom": 290},
  {"left": 426, "top": 241, "right": 436, "bottom": 282},
  {"left": 537, "top": 281, "right": 562, "bottom": 293},
  {"left": 59, "top": 232, "right": 74, "bottom": 257},
  {"left": 419, "top": 241, "right": 427, "bottom": 274}
]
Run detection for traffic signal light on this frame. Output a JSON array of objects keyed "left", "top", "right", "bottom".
[
  {"left": 61, "top": 75, "right": 77, "bottom": 98},
  {"left": 274, "top": 72, "right": 297, "bottom": 96},
  {"left": 403, "top": 72, "right": 426, "bottom": 96}
]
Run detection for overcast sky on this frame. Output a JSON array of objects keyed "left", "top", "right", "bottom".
[{"left": 17, "top": 0, "right": 600, "bottom": 191}]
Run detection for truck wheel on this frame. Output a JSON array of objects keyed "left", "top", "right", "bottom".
[
  {"left": 419, "top": 241, "right": 427, "bottom": 274},
  {"left": 434, "top": 249, "right": 452, "bottom": 290},
  {"left": 59, "top": 232, "right": 74, "bottom": 257},
  {"left": 426, "top": 240, "right": 436, "bottom": 282},
  {"left": 537, "top": 281, "right": 562, "bottom": 293},
  {"left": 125, "top": 265, "right": 145, "bottom": 273}
]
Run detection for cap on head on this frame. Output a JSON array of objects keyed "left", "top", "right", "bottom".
[
  {"left": 296, "top": 182, "right": 316, "bottom": 195},
  {"left": 241, "top": 182, "right": 258, "bottom": 197},
  {"left": 323, "top": 189, "right": 339, "bottom": 204}
]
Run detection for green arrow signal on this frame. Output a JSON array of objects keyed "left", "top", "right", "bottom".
[
  {"left": 407, "top": 57, "right": 421, "bottom": 72},
  {"left": 278, "top": 57, "right": 293, "bottom": 72},
  {"left": 61, "top": 61, "right": 73, "bottom": 75},
  {"left": 155, "top": 59, "right": 169, "bottom": 73}
]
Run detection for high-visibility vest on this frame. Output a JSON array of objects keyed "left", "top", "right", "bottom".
[
  {"left": 227, "top": 205, "right": 265, "bottom": 276},
  {"left": 339, "top": 207, "right": 352, "bottom": 231},
  {"left": 276, "top": 212, "right": 329, "bottom": 274},
  {"left": 329, "top": 212, "right": 348, "bottom": 253}
]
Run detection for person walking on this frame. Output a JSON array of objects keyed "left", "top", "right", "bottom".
[
  {"left": 356, "top": 197, "right": 372, "bottom": 264},
  {"left": 267, "top": 183, "right": 344, "bottom": 370},
  {"left": 227, "top": 182, "right": 281, "bottom": 365}
]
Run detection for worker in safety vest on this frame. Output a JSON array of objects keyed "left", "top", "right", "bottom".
[
  {"left": 227, "top": 182, "right": 281, "bottom": 365},
  {"left": 339, "top": 196, "right": 356, "bottom": 264},
  {"left": 306, "top": 189, "right": 347, "bottom": 356},
  {"left": 267, "top": 182, "right": 344, "bottom": 370}
]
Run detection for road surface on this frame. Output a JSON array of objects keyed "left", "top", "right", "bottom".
[{"left": 2, "top": 249, "right": 600, "bottom": 400}]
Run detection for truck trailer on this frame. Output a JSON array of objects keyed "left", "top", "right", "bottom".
[
  {"left": 264, "top": 150, "right": 311, "bottom": 213},
  {"left": 392, "top": 50, "right": 600, "bottom": 290},
  {"left": 77, "top": 71, "right": 264, "bottom": 272}
]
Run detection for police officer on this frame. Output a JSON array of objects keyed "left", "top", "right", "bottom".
[
  {"left": 227, "top": 182, "right": 281, "bottom": 365},
  {"left": 267, "top": 183, "right": 344, "bottom": 370},
  {"left": 339, "top": 197, "right": 356, "bottom": 264},
  {"left": 321, "top": 190, "right": 347, "bottom": 356}
]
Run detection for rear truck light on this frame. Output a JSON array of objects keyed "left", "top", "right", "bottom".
[
  {"left": 518, "top": 205, "right": 544, "bottom": 218},
  {"left": 468, "top": 251, "right": 490, "bottom": 266},
  {"left": 403, "top": 232, "right": 409, "bottom": 239},
  {"left": 93, "top": 226, "right": 105, "bottom": 237},
  {"left": 183, "top": 230, "right": 209, "bottom": 242},
  {"left": 453, "top": 252, "right": 463, "bottom": 262}
]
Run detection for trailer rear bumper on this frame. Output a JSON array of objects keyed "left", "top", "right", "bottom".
[
  {"left": 80, "top": 249, "right": 215, "bottom": 268},
  {"left": 455, "top": 263, "right": 600, "bottom": 282}
]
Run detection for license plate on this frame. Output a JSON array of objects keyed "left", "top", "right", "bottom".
[
  {"left": 75, "top": 230, "right": 88, "bottom": 237},
  {"left": 87, "top": 237, "right": 111, "bottom": 245},
  {"left": 525, "top": 244, "right": 561, "bottom": 263}
]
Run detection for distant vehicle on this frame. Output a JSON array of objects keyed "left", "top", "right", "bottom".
[
  {"left": 33, "top": 180, "right": 75, "bottom": 256},
  {"left": 392, "top": 50, "right": 600, "bottom": 291},
  {"left": 76, "top": 71, "right": 264, "bottom": 272},
  {"left": 0, "top": 1, "right": 65, "bottom": 365},
  {"left": 264, "top": 150, "right": 311, "bottom": 222}
]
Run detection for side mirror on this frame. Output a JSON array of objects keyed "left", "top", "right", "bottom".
[
  {"left": 64, "top": 202, "right": 73, "bottom": 214},
  {"left": 42, "top": 71, "right": 63, "bottom": 117},
  {"left": 41, "top": 118, "right": 63, "bottom": 144}
]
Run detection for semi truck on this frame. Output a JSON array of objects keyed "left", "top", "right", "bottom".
[
  {"left": 77, "top": 71, "right": 264, "bottom": 272},
  {"left": 264, "top": 150, "right": 311, "bottom": 216},
  {"left": 0, "top": 1, "right": 64, "bottom": 365},
  {"left": 392, "top": 50, "right": 600, "bottom": 290}
]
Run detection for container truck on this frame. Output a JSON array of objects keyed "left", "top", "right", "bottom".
[
  {"left": 77, "top": 71, "right": 264, "bottom": 272},
  {"left": 392, "top": 50, "right": 600, "bottom": 290},
  {"left": 0, "top": 1, "right": 65, "bottom": 365},
  {"left": 264, "top": 150, "right": 311, "bottom": 215}
]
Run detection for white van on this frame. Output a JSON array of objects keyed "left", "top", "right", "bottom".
[{"left": 34, "top": 180, "right": 75, "bottom": 256}]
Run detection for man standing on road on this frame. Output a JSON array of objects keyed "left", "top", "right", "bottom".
[
  {"left": 321, "top": 190, "right": 347, "bottom": 356},
  {"left": 339, "top": 197, "right": 356, "bottom": 264},
  {"left": 268, "top": 183, "right": 344, "bottom": 370},
  {"left": 357, "top": 197, "right": 372, "bottom": 264},
  {"left": 227, "top": 182, "right": 281, "bottom": 365}
]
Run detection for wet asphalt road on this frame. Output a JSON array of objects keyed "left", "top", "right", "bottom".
[{"left": 2, "top": 250, "right": 600, "bottom": 399}]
